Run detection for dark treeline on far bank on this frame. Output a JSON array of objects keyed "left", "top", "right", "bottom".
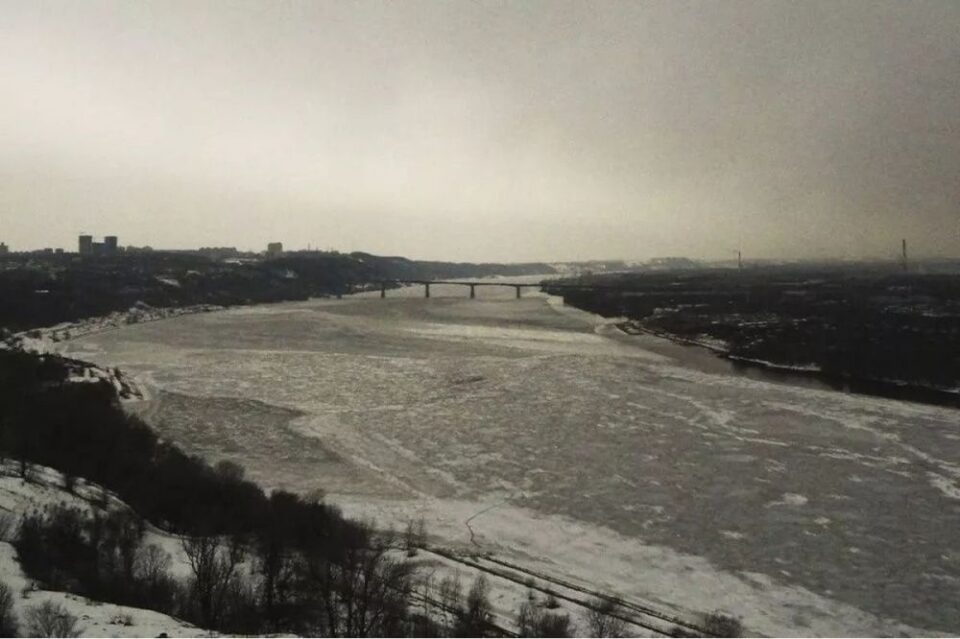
[
  {"left": 0, "top": 251, "right": 555, "bottom": 332},
  {"left": 547, "top": 265, "right": 960, "bottom": 397}
]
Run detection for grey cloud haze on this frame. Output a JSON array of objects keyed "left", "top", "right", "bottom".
[{"left": 1, "top": 0, "right": 958, "bottom": 261}]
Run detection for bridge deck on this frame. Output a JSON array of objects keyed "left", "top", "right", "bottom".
[
  {"left": 372, "top": 280, "right": 629, "bottom": 299},
  {"left": 390, "top": 280, "right": 622, "bottom": 289}
]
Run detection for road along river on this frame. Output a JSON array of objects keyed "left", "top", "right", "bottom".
[{"left": 61, "top": 281, "right": 960, "bottom": 636}]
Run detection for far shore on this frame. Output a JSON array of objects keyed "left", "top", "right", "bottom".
[{"left": 613, "top": 318, "right": 960, "bottom": 408}]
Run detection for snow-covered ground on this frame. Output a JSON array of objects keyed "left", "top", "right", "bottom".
[
  {"left": 56, "top": 281, "right": 960, "bottom": 635},
  {"left": 2, "top": 302, "right": 222, "bottom": 356},
  {"left": 0, "top": 465, "right": 209, "bottom": 638},
  {"left": 0, "top": 464, "right": 636, "bottom": 637},
  {"left": 1, "top": 302, "right": 225, "bottom": 401}
]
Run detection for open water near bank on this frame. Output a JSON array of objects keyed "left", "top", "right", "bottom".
[{"left": 619, "top": 326, "right": 960, "bottom": 408}]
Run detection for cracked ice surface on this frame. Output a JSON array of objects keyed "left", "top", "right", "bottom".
[{"left": 61, "top": 283, "right": 960, "bottom": 635}]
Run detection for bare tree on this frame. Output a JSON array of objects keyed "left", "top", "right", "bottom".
[
  {"left": 0, "top": 513, "right": 16, "bottom": 542},
  {"left": 182, "top": 535, "right": 245, "bottom": 629},
  {"left": 404, "top": 516, "right": 427, "bottom": 556},
  {"left": 517, "top": 599, "right": 537, "bottom": 636},
  {"left": 0, "top": 581, "right": 19, "bottom": 637},
  {"left": 24, "top": 601, "right": 82, "bottom": 638},
  {"left": 516, "top": 598, "right": 574, "bottom": 638},
  {"left": 306, "top": 531, "right": 419, "bottom": 637},
  {"left": 436, "top": 571, "right": 464, "bottom": 634},
  {"left": 455, "top": 574, "right": 493, "bottom": 637},
  {"left": 255, "top": 534, "right": 299, "bottom": 632},
  {"left": 703, "top": 612, "right": 743, "bottom": 638},
  {"left": 133, "top": 543, "right": 178, "bottom": 610},
  {"left": 134, "top": 544, "right": 172, "bottom": 584},
  {"left": 586, "top": 596, "right": 628, "bottom": 637},
  {"left": 410, "top": 570, "right": 445, "bottom": 637},
  {"left": 100, "top": 510, "right": 143, "bottom": 584},
  {"left": 18, "top": 457, "right": 32, "bottom": 482}
]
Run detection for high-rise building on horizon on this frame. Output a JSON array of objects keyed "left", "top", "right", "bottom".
[{"left": 79, "top": 234, "right": 119, "bottom": 256}]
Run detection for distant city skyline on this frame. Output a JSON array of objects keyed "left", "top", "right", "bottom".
[
  {"left": 2, "top": 1, "right": 959, "bottom": 262},
  {"left": 0, "top": 228, "right": 955, "bottom": 264}
]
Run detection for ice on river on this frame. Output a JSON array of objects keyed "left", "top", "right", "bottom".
[{"left": 61, "top": 282, "right": 960, "bottom": 635}]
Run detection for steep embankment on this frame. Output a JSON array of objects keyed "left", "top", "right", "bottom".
[{"left": 0, "top": 464, "right": 210, "bottom": 638}]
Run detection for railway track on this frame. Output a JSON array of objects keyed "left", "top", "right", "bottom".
[{"left": 422, "top": 546, "right": 724, "bottom": 637}]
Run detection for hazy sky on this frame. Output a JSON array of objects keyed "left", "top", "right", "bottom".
[{"left": 2, "top": 1, "right": 959, "bottom": 262}]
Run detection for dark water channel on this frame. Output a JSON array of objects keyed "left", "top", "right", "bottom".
[{"left": 620, "top": 329, "right": 960, "bottom": 409}]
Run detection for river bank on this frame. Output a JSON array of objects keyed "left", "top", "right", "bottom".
[
  {"left": 1, "top": 302, "right": 223, "bottom": 355},
  {"left": 0, "top": 303, "right": 229, "bottom": 402},
  {"left": 613, "top": 318, "right": 960, "bottom": 408},
  {"left": 546, "top": 270, "right": 960, "bottom": 407}
]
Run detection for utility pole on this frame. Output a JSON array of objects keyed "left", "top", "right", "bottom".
[
  {"left": 902, "top": 239, "right": 908, "bottom": 272},
  {"left": 738, "top": 250, "right": 743, "bottom": 270}
]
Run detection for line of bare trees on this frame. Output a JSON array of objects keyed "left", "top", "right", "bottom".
[{"left": 11, "top": 500, "right": 506, "bottom": 636}]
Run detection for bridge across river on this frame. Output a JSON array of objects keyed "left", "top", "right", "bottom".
[{"left": 375, "top": 279, "right": 620, "bottom": 299}]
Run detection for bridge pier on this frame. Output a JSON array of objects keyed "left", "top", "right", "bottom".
[
  {"left": 469, "top": 284, "right": 476, "bottom": 299},
  {"left": 380, "top": 283, "right": 386, "bottom": 299},
  {"left": 424, "top": 283, "right": 431, "bottom": 298},
  {"left": 514, "top": 285, "right": 522, "bottom": 299}
]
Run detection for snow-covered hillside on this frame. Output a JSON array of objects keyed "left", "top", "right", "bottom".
[{"left": 0, "top": 465, "right": 211, "bottom": 638}]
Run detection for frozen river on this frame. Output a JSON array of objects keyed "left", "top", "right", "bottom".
[{"left": 63, "top": 282, "right": 960, "bottom": 635}]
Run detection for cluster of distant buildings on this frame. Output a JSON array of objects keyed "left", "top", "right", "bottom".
[
  {"left": 78, "top": 234, "right": 119, "bottom": 256},
  {"left": 0, "top": 243, "right": 63, "bottom": 256},
  {"left": 0, "top": 234, "right": 286, "bottom": 260}
]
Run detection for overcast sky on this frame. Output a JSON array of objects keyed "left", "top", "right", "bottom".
[{"left": 1, "top": 1, "right": 958, "bottom": 262}]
